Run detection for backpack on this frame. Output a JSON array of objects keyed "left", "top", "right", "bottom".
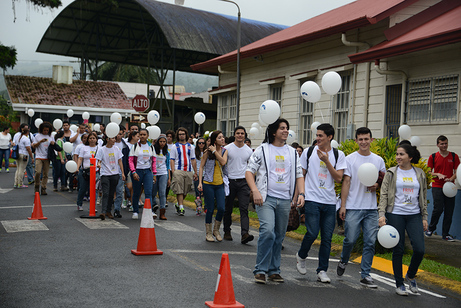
[
  {"left": 431, "top": 152, "right": 456, "bottom": 166},
  {"left": 305, "top": 146, "right": 339, "bottom": 173}
]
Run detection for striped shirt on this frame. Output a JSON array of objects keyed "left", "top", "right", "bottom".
[{"left": 170, "top": 142, "right": 195, "bottom": 171}]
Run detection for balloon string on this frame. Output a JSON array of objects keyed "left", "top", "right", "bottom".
[{"left": 316, "top": 103, "right": 325, "bottom": 122}]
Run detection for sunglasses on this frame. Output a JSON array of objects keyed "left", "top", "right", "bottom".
[{"left": 198, "top": 142, "right": 205, "bottom": 144}]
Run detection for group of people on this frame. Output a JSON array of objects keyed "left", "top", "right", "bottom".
[{"left": 6, "top": 117, "right": 458, "bottom": 296}]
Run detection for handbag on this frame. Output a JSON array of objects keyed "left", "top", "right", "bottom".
[
  {"left": 11, "top": 144, "right": 19, "bottom": 159},
  {"left": 286, "top": 203, "right": 300, "bottom": 231}
]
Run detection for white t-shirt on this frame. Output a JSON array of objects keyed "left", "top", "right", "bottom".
[
  {"left": 71, "top": 132, "right": 82, "bottom": 155},
  {"left": 393, "top": 167, "right": 420, "bottom": 215},
  {"left": 343, "top": 151, "right": 386, "bottom": 210},
  {"left": 79, "top": 145, "right": 99, "bottom": 169},
  {"left": 96, "top": 145, "right": 123, "bottom": 176},
  {"left": 170, "top": 142, "right": 196, "bottom": 172},
  {"left": 224, "top": 143, "right": 253, "bottom": 179},
  {"left": 167, "top": 143, "right": 174, "bottom": 153},
  {"left": 74, "top": 144, "right": 84, "bottom": 159},
  {"left": 136, "top": 143, "right": 153, "bottom": 170},
  {"left": 0, "top": 133, "right": 12, "bottom": 149},
  {"left": 267, "top": 144, "right": 291, "bottom": 199},
  {"left": 18, "top": 135, "right": 31, "bottom": 155},
  {"left": 34, "top": 133, "right": 53, "bottom": 159},
  {"left": 114, "top": 141, "right": 125, "bottom": 152},
  {"left": 301, "top": 146, "right": 346, "bottom": 204},
  {"left": 155, "top": 151, "right": 168, "bottom": 176}
]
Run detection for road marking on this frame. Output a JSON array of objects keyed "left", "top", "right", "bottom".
[
  {"left": 0, "top": 204, "right": 76, "bottom": 209},
  {"left": 156, "top": 221, "right": 201, "bottom": 232},
  {"left": 0, "top": 188, "right": 13, "bottom": 194},
  {"left": 75, "top": 218, "right": 129, "bottom": 229},
  {"left": 1, "top": 220, "right": 49, "bottom": 233},
  {"left": 370, "top": 273, "right": 446, "bottom": 298}
]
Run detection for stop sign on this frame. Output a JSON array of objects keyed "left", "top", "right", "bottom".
[{"left": 132, "top": 95, "right": 149, "bottom": 112}]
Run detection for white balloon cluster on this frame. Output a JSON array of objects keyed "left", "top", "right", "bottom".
[
  {"left": 300, "top": 71, "right": 342, "bottom": 103},
  {"left": 398, "top": 124, "right": 421, "bottom": 147}
]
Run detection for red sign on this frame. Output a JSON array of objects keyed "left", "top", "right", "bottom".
[{"left": 132, "top": 95, "right": 149, "bottom": 112}]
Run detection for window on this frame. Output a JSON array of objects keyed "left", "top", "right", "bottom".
[
  {"left": 406, "top": 75, "right": 458, "bottom": 123},
  {"left": 299, "top": 79, "right": 315, "bottom": 146},
  {"left": 219, "top": 92, "right": 236, "bottom": 137},
  {"left": 270, "top": 84, "right": 282, "bottom": 105},
  {"left": 333, "top": 72, "right": 352, "bottom": 143}
]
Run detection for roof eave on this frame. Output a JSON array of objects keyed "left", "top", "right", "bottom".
[{"left": 348, "top": 30, "right": 461, "bottom": 64}]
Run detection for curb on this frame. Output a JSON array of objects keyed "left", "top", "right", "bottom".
[{"left": 177, "top": 197, "right": 461, "bottom": 295}]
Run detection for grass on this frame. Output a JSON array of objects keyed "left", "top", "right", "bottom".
[
  {"left": 375, "top": 253, "right": 461, "bottom": 282},
  {"left": 170, "top": 191, "right": 461, "bottom": 283}
]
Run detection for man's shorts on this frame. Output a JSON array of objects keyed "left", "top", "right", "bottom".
[{"left": 171, "top": 170, "right": 194, "bottom": 195}]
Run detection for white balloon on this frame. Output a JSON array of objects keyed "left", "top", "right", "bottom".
[
  {"left": 398, "top": 125, "right": 412, "bottom": 140},
  {"left": 321, "top": 71, "right": 342, "bottom": 95},
  {"left": 27, "top": 109, "right": 35, "bottom": 117},
  {"left": 377, "top": 225, "right": 400, "bottom": 249},
  {"left": 140, "top": 123, "right": 146, "bottom": 129},
  {"left": 67, "top": 109, "right": 74, "bottom": 118},
  {"left": 147, "top": 125, "right": 161, "bottom": 140},
  {"left": 34, "top": 118, "right": 43, "bottom": 128},
  {"left": 147, "top": 110, "right": 160, "bottom": 125},
  {"left": 205, "top": 131, "right": 210, "bottom": 136},
  {"left": 357, "top": 162, "right": 379, "bottom": 186},
  {"left": 258, "top": 114, "right": 268, "bottom": 127},
  {"left": 51, "top": 131, "right": 57, "bottom": 139},
  {"left": 193, "top": 138, "right": 197, "bottom": 145},
  {"left": 330, "top": 139, "right": 339, "bottom": 149},
  {"left": 65, "top": 161, "right": 78, "bottom": 173},
  {"left": 249, "top": 127, "right": 260, "bottom": 139},
  {"left": 105, "top": 122, "right": 119, "bottom": 138},
  {"left": 311, "top": 121, "right": 321, "bottom": 131},
  {"left": 287, "top": 130, "right": 297, "bottom": 144},
  {"left": 110, "top": 112, "right": 122, "bottom": 125},
  {"left": 409, "top": 136, "right": 422, "bottom": 147},
  {"left": 93, "top": 123, "right": 100, "bottom": 132},
  {"left": 259, "top": 100, "right": 281, "bottom": 125},
  {"left": 251, "top": 122, "right": 260, "bottom": 128},
  {"left": 457, "top": 167, "right": 461, "bottom": 184},
  {"left": 70, "top": 124, "right": 78, "bottom": 132},
  {"left": 455, "top": 178, "right": 461, "bottom": 190},
  {"left": 63, "top": 142, "right": 73, "bottom": 154},
  {"left": 53, "top": 119, "right": 63, "bottom": 130},
  {"left": 443, "top": 182, "right": 458, "bottom": 198},
  {"left": 194, "top": 112, "right": 206, "bottom": 125},
  {"left": 82, "top": 111, "right": 90, "bottom": 120},
  {"left": 300, "top": 81, "right": 321, "bottom": 103}
]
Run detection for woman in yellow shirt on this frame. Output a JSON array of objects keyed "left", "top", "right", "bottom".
[{"left": 198, "top": 131, "right": 228, "bottom": 242}]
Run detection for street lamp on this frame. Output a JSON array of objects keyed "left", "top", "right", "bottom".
[{"left": 220, "top": 0, "right": 241, "bottom": 127}]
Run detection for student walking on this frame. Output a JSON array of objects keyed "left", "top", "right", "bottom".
[
  {"left": 246, "top": 119, "right": 305, "bottom": 284},
  {"left": 32, "top": 122, "right": 55, "bottom": 195},
  {"left": 152, "top": 134, "right": 170, "bottom": 220},
  {"left": 14, "top": 127, "right": 33, "bottom": 188},
  {"left": 76, "top": 132, "right": 100, "bottom": 211},
  {"left": 198, "top": 130, "right": 228, "bottom": 242},
  {"left": 0, "top": 126, "right": 12, "bottom": 173},
  {"left": 379, "top": 143, "right": 427, "bottom": 296},
  {"left": 194, "top": 137, "right": 206, "bottom": 215}
]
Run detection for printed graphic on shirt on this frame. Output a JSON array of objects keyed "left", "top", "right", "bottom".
[
  {"left": 142, "top": 149, "right": 150, "bottom": 163},
  {"left": 109, "top": 152, "right": 116, "bottom": 171},
  {"left": 318, "top": 161, "right": 328, "bottom": 189},
  {"left": 275, "top": 155, "right": 286, "bottom": 184},
  {"left": 402, "top": 177, "right": 415, "bottom": 204}
]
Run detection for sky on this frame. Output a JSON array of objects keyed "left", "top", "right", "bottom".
[{"left": 0, "top": 0, "right": 355, "bottom": 80}]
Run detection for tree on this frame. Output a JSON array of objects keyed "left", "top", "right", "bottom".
[
  {"left": 96, "top": 62, "right": 160, "bottom": 85},
  {"left": 0, "top": 45, "right": 17, "bottom": 72}
]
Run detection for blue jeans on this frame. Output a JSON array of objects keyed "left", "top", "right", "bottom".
[
  {"left": 254, "top": 196, "right": 291, "bottom": 276},
  {"left": 114, "top": 174, "right": 124, "bottom": 212},
  {"left": 132, "top": 169, "right": 153, "bottom": 214},
  {"left": 77, "top": 169, "right": 89, "bottom": 207},
  {"left": 52, "top": 159, "right": 66, "bottom": 188},
  {"left": 25, "top": 155, "right": 34, "bottom": 184},
  {"left": 153, "top": 174, "right": 168, "bottom": 210},
  {"left": 203, "top": 183, "right": 225, "bottom": 224},
  {"left": 298, "top": 201, "right": 336, "bottom": 273},
  {"left": 429, "top": 187, "right": 455, "bottom": 237},
  {"left": 386, "top": 213, "right": 425, "bottom": 288},
  {"left": 340, "top": 209, "right": 378, "bottom": 278},
  {"left": 0, "top": 148, "right": 10, "bottom": 169}
]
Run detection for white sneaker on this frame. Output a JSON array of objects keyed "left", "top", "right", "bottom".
[
  {"left": 395, "top": 285, "right": 408, "bottom": 296},
  {"left": 152, "top": 212, "right": 157, "bottom": 218},
  {"left": 296, "top": 253, "right": 307, "bottom": 275},
  {"left": 132, "top": 213, "right": 139, "bottom": 220},
  {"left": 317, "top": 270, "right": 331, "bottom": 283}
]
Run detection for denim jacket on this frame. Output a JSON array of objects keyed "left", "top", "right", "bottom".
[
  {"left": 203, "top": 148, "right": 227, "bottom": 183},
  {"left": 378, "top": 166, "right": 428, "bottom": 220},
  {"left": 246, "top": 143, "right": 303, "bottom": 202}
]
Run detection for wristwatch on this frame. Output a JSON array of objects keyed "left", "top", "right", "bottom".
[{"left": 299, "top": 193, "right": 305, "bottom": 197}]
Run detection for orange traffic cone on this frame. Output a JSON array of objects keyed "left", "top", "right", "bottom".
[
  {"left": 131, "top": 198, "right": 163, "bottom": 256},
  {"left": 205, "top": 253, "right": 245, "bottom": 308},
  {"left": 28, "top": 192, "right": 47, "bottom": 220}
]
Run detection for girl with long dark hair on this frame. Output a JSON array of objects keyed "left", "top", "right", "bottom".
[
  {"left": 152, "top": 134, "right": 170, "bottom": 220},
  {"left": 194, "top": 137, "right": 206, "bottom": 215}
]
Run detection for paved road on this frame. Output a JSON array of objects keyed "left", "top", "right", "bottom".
[{"left": 1, "top": 171, "right": 460, "bottom": 307}]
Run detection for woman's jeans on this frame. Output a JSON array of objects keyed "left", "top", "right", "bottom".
[
  {"left": 0, "top": 148, "right": 10, "bottom": 169},
  {"left": 254, "top": 195, "right": 291, "bottom": 276},
  {"left": 132, "top": 169, "right": 153, "bottom": 214},
  {"left": 194, "top": 179, "right": 202, "bottom": 199},
  {"left": 153, "top": 174, "right": 168, "bottom": 209},
  {"left": 52, "top": 159, "right": 66, "bottom": 189},
  {"left": 101, "top": 174, "right": 119, "bottom": 214},
  {"left": 77, "top": 169, "right": 90, "bottom": 207},
  {"left": 386, "top": 213, "right": 425, "bottom": 288},
  {"left": 203, "top": 183, "right": 225, "bottom": 224}
]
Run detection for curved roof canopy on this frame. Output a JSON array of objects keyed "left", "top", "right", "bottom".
[{"left": 36, "top": 0, "right": 286, "bottom": 74}]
